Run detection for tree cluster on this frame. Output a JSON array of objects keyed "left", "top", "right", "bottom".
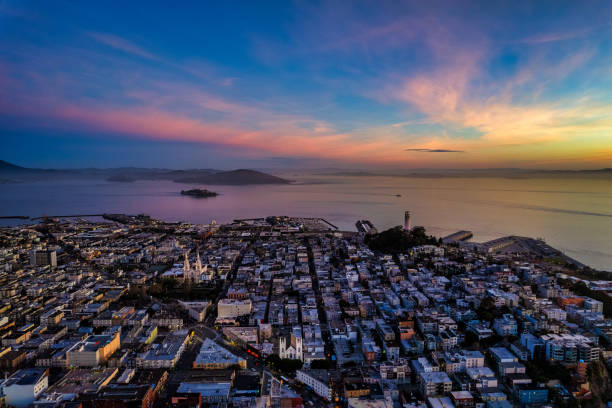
[
  {"left": 365, "top": 226, "right": 438, "bottom": 253},
  {"left": 265, "top": 354, "right": 303, "bottom": 374}
]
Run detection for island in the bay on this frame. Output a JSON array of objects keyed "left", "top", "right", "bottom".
[{"left": 180, "top": 188, "right": 218, "bottom": 198}]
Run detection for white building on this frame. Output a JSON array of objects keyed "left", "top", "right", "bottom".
[
  {"left": 296, "top": 369, "right": 331, "bottom": 400},
  {"left": 544, "top": 308, "right": 567, "bottom": 322},
  {"left": 0, "top": 368, "right": 49, "bottom": 408},
  {"left": 461, "top": 350, "right": 485, "bottom": 369},
  {"left": 419, "top": 371, "right": 452, "bottom": 397},
  {"left": 178, "top": 301, "right": 210, "bottom": 322},
  {"left": 542, "top": 333, "right": 600, "bottom": 363},
  {"left": 66, "top": 331, "right": 120, "bottom": 367},
  {"left": 279, "top": 327, "right": 303, "bottom": 361},
  {"left": 192, "top": 338, "right": 246, "bottom": 369},
  {"left": 584, "top": 298, "right": 604, "bottom": 314},
  {"left": 136, "top": 331, "right": 190, "bottom": 369},
  {"left": 217, "top": 298, "right": 252, "bottom": 319},
  {"left": 183, "top": 251, "right": 208, "bottom": 283},
  {"left": 466, "top": 367, "right": 498, "bottom": 389}
]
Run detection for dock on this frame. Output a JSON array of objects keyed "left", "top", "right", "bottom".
[{"left": 442, "top": 230, "right": 473, "bottom": 244}]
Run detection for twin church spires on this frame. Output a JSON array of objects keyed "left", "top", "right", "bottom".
[{"left": 183, "top": 249, "right": 210, "bottom": 282}]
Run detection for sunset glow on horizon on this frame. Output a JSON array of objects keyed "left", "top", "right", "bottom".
[{"left": 1, "top": 1, "right": 611, "bottom": 169}]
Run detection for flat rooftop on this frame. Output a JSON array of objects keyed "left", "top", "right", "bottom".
[
  {"left": 177, "top": 382, "right": 231, "bottom": 397},
  {"left": 419, "top": 371, "right": 451, "bottom": 384},
  {"left": 1, "top": 368, "right": 47, "bottom": 386},
  {"left": 193, "top": 338, "right": 245, "bottom": 365}
]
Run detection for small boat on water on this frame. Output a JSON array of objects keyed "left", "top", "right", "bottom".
[
  {"left": 181, "top": 188, "right": 218, "bottom": 198},
  {"left": 395, "top": 194, "right": 401, "bottom": 197}
]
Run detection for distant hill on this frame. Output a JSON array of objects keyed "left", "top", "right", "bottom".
[
  {"left": 0, "top": 160, "right": 26, "bottom": 170},
  {"left": 572, "top": 168, "right": 612, "bottom": 173},
  {"left": 173, "top": 169, "right": 290, "bottom": 185},
  {"left": 321, "top": 167, "right": 612, "bottom": 179},
  {"left": 107, "top": 175, "right": 135, "bottom": 183},
  {"left": 0, "top": 160, "right": 290, "bottom": 185}
]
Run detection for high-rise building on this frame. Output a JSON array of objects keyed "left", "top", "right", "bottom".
[
  {"left": 404, "top": 211, "right": 411, "bottom": 231},
  {"left": 30, "top": 250, "right": 57, "bottom": 267}
]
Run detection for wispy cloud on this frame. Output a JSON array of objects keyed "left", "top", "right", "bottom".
[
  {"left": 391, "top": 39, "right": 608, "bottom": 152},
  {"left": 87, "top": 32, "right": 160, "bottom": 61},
  {"left": 518, "top": 26, "right": 598, "bottom": 44},
  {"left": 2, "top": 2, "right": 612, "bottom": 169}
]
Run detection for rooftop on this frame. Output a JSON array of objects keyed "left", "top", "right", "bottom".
[
  {"left": 0, "top": 368, "right": 47, "bottom": 386},
  {"left": 419, "top": 371, "right": 451, "bottom": 384},
  {"left": 177, "top": 382, "right": 231, "bottom": 397},
  {"left": 193, "top": 338, "right": 245, "bottom": 366}
]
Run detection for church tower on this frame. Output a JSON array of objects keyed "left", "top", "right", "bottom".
[
  {"left": 279, "top": 336, "right": 287, "bottom": 358},
  {"left": 296, "top": 335, "right": 303, "bottom": 361},
  {"left": 184, "top": 251, "right": 190, "bottom": 272},
  {"left": 183, "top": 251, "right": 197, "bottom": 283},
  {"left": 195, "top": 250, "right": 203, "bottom": 274}
]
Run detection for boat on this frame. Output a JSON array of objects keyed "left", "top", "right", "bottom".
[{"left": 180, "top": 189, "right": 218, "bottom": 198}]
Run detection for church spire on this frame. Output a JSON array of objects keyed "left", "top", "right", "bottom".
[
  {"left": 196, "top": 249, "right": 202, "bottom": 273},
  {"left": 184, "top": 251, "right": 190, "bottom": 272}
]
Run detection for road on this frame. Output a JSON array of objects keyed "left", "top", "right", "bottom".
[
  {"left": 305, "top": 237, "right": 337, "bottom": 365},
  {"left": 154, "top": 236, "right": 339, "bottom": 407}
]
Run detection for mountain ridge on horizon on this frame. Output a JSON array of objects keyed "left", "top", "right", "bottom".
[
  {"left": 0, "top": 160, "right": 290, "bottom": 185},
  {"left": 2, "top": 159, "right": 611, "bottom": 174}
]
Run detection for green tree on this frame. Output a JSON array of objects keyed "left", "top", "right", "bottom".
[
  {"left": 310, "top": 359, "right": 331, "bottom": 369},
  {"left": 365, "top": 226, "right": 437, "bottom": 253},
  {"left": 265, "top": 354, "right": 303, "bottom": 374},
  {"left": 476, "top": 297, "right": 497, "bottom": 322}
]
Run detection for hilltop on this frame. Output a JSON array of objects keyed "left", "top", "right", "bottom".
[
  {"left": 173, "top": 169, "right": 289, "bottom": 185},
  {"left": 0, "top": 160, "right": 290, "bottom": 185},
  {"left": 0, "top": 160, "right": 25, "bottom": 170}
]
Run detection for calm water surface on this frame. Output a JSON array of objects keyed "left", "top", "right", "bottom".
[{"left": 1, "top": 174, "right": 611, "bottom": 270}]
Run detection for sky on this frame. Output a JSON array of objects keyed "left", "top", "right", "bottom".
[{"left": 0, "top": 1, "right": 611, "bottom": 170}]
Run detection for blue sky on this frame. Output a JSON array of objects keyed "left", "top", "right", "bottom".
[{"left": 1, "top": 0, "right": 611, "bottom": 169}]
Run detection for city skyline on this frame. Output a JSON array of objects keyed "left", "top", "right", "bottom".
[
  {"left": 1, "top": 1, "right": 611, "bottom": 169},
  {"left": 1, "top": 4, "right": 612, "bottom": 406}
]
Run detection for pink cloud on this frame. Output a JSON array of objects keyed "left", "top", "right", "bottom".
[
  {"left": 49, "top": 102, "right": 397, "bottom": 163},
  {"left": 391, "top": 40, "right": 609, "bottom": 155},
  {"left": 2, "top": 25, "right": 610, "bottom": 170}
]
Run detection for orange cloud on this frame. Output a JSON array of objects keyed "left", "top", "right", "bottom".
[
  {"left": 52, "top": 102, "right": 401, "bottom": 163},
  {"left": 394, "top": 46, "right": 612, "bottom": 163}
]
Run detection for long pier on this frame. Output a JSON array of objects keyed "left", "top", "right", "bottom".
[
  {"left": 320, "top": 218, "right": 338, "bottom": 230},
  {"left": 442, "top": 230, "right": 473, "bottom": 244}
]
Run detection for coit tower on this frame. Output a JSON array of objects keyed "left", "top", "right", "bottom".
[{"left": 403, "top": 211, "right": 411, "bottom": 231}]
